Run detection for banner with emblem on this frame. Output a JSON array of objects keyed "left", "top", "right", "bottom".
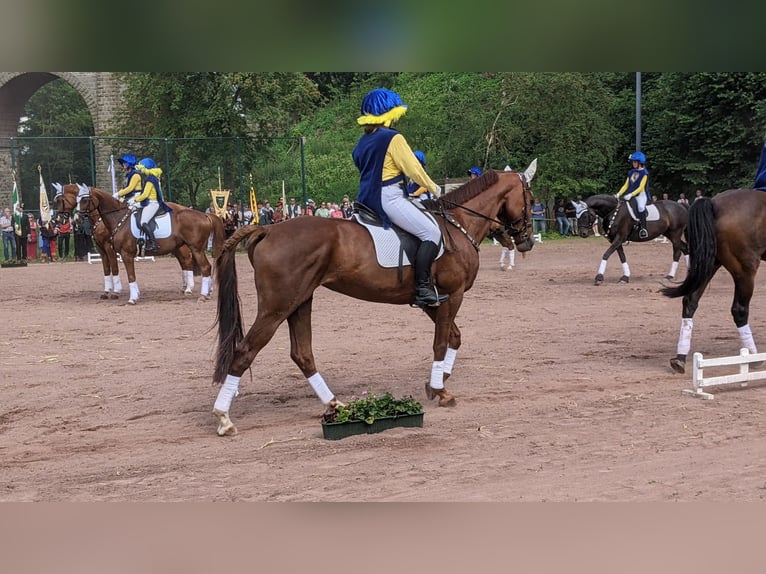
[
  {"left": 249, "top": 173, "right": 259, "bottom": 225},
  {"left": 39, "top": 166, "right": 51, "bottom": 224},
  {"left": 210, "top": 189, "right": 230, "bottom": 219},
  {"left": 12, "top": 172, "right": 22, "bottom": 236}
]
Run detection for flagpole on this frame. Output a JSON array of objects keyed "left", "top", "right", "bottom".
[{"left": 110, "top": 154, "right": 118, "bottom": 197}]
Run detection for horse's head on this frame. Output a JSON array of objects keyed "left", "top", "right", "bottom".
[
  {"left": 577, "top": 208, "right": 597, "bottom": 238},
  {"left": 497, "top": 159, "right": 536, "bottom": 252},
  {"left": 76, "top": 184, "right": 97, "bottom": 215}
]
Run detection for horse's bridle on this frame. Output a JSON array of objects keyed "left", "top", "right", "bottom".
[{"left": 438, "top": 171, "right": 532, "bottom": 249}]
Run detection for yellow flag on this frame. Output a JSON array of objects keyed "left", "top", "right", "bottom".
[
  {"left": 210, "top": 189, "right": 230, "bottom": 218},
  {"left": 249, "top": 179, "right": 259, "bottom": 224}
]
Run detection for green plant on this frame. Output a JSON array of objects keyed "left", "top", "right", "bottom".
[{"left": 323, "top": 391, "right": 423, "bottom": 425}]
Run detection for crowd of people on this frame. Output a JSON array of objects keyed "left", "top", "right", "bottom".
[{"left": 1, "top": 204, "right": 93, "bottom": 264}]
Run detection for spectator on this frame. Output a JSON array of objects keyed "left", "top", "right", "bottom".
[
  {"left": 39, "top": 216, "right": 57, "bottom": 262},
  {"left": 26, "top": 213, "right": 38, "bottom": 260},
  {"left": 677, "top": 193, "right": 690, "bottom": 207},
  {"left": 272, "top": 200, "right": 285, "bottom": 224},
  {"left": 1, "top": 207, "right": 16, "bottom": 261},
  {"left": 341, "top": 198, "right": 354, "bottom": 219},
  {"left": 315, "top": 201, "right": 331, "bottom": 218},
  {"left": 304, "top": 199, "right": 316, "bottom": 216},
  {"left": 73, "top": 213, "right": 93, "bottom": 261},
  {"left": 693, "top": 189, "right": 704, "bottom": 203},
  {"left": 14, "top": 204, "right": 29, "bottom": 261},
  {"left": 257, "top": 201, "right": 273, "bottom": 225},
  {"left": 554, "top": 198, "right": 571, "bottom": 236},
  {"left": 531, "top": 198, "right": 546, "bottom": 234},
  {"left": 286, "top": 197, "right": 302, "bottom": 219}
]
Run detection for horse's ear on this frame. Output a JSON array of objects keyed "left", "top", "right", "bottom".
[{"left": 524, "top": 158, "right": 538, "bottom": 182}]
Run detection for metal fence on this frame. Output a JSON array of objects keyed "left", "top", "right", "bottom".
[{"left": 2, "top": 135, "right": 307, "bottom": 212}]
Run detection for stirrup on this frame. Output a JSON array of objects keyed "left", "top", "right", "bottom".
[{"left": 638, "top": 228, "right": 648, "bottom": 239}]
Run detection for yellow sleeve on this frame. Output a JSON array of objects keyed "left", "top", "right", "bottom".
[
  {"left": 385, "top": 134, "right": 439, "bottom": 195},
  {"left": 616, "top": 177, "right": 630, "bottom": 197},
  {"left": 133, "top": 180, "right": 154, "bottom": 202},
  {"left": 630, "top": 174, "right": 648, "bottom": 198},
  {"left": 118, "top": 173, "right": 142, "bottom": 197}
]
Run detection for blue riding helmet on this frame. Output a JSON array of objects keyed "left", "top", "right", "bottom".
[
  {"left": 628, "top": 151, "right": 646, "bottom": 163},
  {"left": 138, "top": 158, "right": 157, "bottom": 169},
  {"left": 117, "top": 154, "right": 138, "bottom": 168},
  {"left": 414, "top": 150, "right": 427, "bottom": 166},
  {"left": 468, "top": 166, "right": 482, "bottom": 177},
  {"left": 361, "top": 88, "right": 405, "bottom": 116}
]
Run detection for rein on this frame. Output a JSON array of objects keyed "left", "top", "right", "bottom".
[{"left": 436, "top": 172, "right": 532, "bottom": 249}]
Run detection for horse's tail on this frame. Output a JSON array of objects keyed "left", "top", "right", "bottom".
[
  {"left": 207, "top": 214, "right": 226, "bottom": 260},
  {"left": 662, "top": 197, "right": 717, "bottom": 299},
  {"left": 213, "top": 225, "right": 268, "bottom": 384}
]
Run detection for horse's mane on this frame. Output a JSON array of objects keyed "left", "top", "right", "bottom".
[{"left": 421, "top": 170, "right": 500, "bottom": 210}]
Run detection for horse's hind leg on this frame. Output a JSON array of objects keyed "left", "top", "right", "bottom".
[
  {"left": 670, "top": 274, "right": 716, "bottom": 374},
  {"left": 665, "top": 232, "right": 685, "bottom": 280},
  {"left": 190, "top": 248, "right": 214, "bottom": 301},
  {"left": 421, "top": 294, "right": 463, "bottom": 407},
  {"left": 286, "top": 297, "right": 343, "bottom": 411},
  {"left": 213, "top": 312, "right": 287, "bottom": 436},
  {"left": 732, "top": 272, "right": 759, "bottom": 358}
]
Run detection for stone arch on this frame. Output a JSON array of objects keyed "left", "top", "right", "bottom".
[{"left": 0, "top": 72, "right": 122, "bottom": 206}]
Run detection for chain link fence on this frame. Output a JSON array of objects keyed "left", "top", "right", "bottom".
[{"left": 2, "top": 136, "right": 307, "bottom": 213}]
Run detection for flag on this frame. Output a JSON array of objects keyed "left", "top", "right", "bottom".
[
  {"left": 12, "top": 176, "right": 22, "bottom": 236},
  {"left": 249, "top": 175, "right": 259, "bottom": 224},
  {"left": 39, "top": 170, "right": 51, "bottom": 224},
  {"left": 210, "top": 188, "right": 230, "bottom": 219},
  {"left": 281, "top": 180, "right": 287, "bottom": 215},
  {"left": 110, "top": 154, "right": 118, "bottom": 197}
]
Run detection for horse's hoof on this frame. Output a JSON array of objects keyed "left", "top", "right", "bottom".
[
  {"left": 197, "top": 295, "right": 209, "bottom": 303},
  {"left": 437, "top": 394, "right": 457, "bottom": 407},
  {"left": 184, "top": 289, "right": 193, "bottom": 296},
  {"left": 425, "top": 382, "right": 436, "bottom": 400},
  {"left": 127, "top": 299, "right": 137, "bottom": 305},
  {"left": 100, "top": 292, "right": 109, "bottom": 300},
  {"left": 213, "top": 409, "right": 237, "bottom": 436},
  {"left": 665, "top": 275, "right": 674, "bottom": 281},
  {"left": 670, "top": 358, "right": 686, "bottom": 374},
  {"left": 443, "top": 371, "right": 451, "bottom": 382},
  {"left": 594, "top": 274, "right": 604, "bottom": 286},
  {"left": 619, "top": 276, "right": 630, "bottom": 284},
  {"left": 109, "top": 293, "right": 119, "bottom": 300}
]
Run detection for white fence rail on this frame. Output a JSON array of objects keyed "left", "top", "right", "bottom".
[
  {"left": 87, "top": 252, "right": 155, "bottom": 264},
  {"left": 686, "top": 348, "right": 766, "bottom": 399}
]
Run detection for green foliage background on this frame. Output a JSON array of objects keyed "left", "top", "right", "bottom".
[{"left": 12, "top": 72, "right": 766, "bottom": 210}]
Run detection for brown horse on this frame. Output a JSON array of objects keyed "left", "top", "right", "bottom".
[
  {"left": 662, "top": 189, "right": 766, "bottom": 374},
  {"left": 210, "top": 162, "right": 537, "bottom": 436},
  {"left": 72, "top": 186, "right": 225, "bottom": 304},
  {"left": 56, "top": 184, "right": 197, "bottom": 299}
]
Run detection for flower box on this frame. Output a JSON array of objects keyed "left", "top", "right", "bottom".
[
  {"left": 320, "top": 391, "right": 424, "bottom": 440},
  {"left": 322, "top": 412, "right": 424, "bottom": 440}
]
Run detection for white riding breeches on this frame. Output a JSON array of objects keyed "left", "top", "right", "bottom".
[
  {"left": 140, "top": 201, "right": 159, "bottom": 226},
  {"left": 381, "top": 183, "right": 440, "bottom": 244}
]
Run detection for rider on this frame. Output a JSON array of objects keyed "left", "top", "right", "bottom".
[
  {"left": 754, "top": 140, "right": 766, "bottom": 190},
  {"left": 407, "top": 150, "right": 435, "bottom": 202},
  {"left": 352, "top": 88, "right": 447, "bottom": 308},
  {"left": 116, "top": 154, "right": 142, "bottom": 203},
  {"left": 133, "top": 157, "right": 170, "bottom": 253},
  {"left": 615, "top": 151, "right": 650, "bottom": 239},
  {"left": 468, "top": 166, "right": 482, "bottom": 179}
]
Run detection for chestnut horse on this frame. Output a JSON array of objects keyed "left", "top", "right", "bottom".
[
  {"left": 662, "top": 189, "right": 766, "bottom": 374},
  {"left": 584, "top": 194, "right": 689, "bottom": 285},
  {"left": 73, "top": 186, "right": 225, "bottom": 304},
  {"left": 210, "top": 162, "right": 537, "bottom": 436},
  {"left": 56, "top": 184, "right": 200, "bottom": 299}
]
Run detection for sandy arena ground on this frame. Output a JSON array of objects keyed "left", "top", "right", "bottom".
[{"left": 2, "top": 235, "right": 766, "bottom": 501}]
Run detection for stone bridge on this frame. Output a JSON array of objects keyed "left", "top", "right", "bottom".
[{"left": 0, "top": 72, "right": 121, "bottom": 206}]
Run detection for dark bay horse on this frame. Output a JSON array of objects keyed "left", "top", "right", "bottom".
[
  {"left": 210, "top": 164, "right": 536, "bottom": 436},
  {"left": 73, "top": 187, "right": 225, "bottom": 304},
  {"left": 662, "top": 189, "right": 766, "bottom": 374},
  {"left": 57, "top": 184, "right": 198, "bottom": 299},
  {"left": 583, "top": 194, "right": 689, "bottom": 285}
]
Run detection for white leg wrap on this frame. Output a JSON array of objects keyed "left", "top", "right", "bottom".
[
  {"left": 128, "top": 281, "right": 140, "bottom": 302},
  {"left": 677, "top": 318, "right": 693, "bottom": 355},
  {"left": 668, "top": 261, "right": 679, "bottom": 278},
  {"left": 186, "top": 270, "right": 195, "bottom": 291},
  {"left": 621, "top": 262, "right": 630, "bottom": 277},
  {"left": 598, "top": 259, "right": 608, "bottom": 275},
  {"left": 308, "top": 372, "right": 335, "bottom": 404},
  {"left": 213, "top": 374, "right": 240, "bottom": 413},
  {"left": 737, "top": 324, "right": 758, "bottom": 355},
  {"left": 685, "top": 254, "right": 690, "bottom": 267},
  {"left": 201, "top": 276, "right": 212, "bottom": 297},
  {"left": 429, "top": 361, "right": 445, "bottom": 390},
  {"left": 113, "top": 276, "right": 123, "bottom": 293},
  {"left": 104, "top": 276, "right": 113, "bottom": 292},
  {"left": 508, "top": 249, "right": 515, "bottom": 266},
  {"left": 443, "top": 348, "right": 457, "bottom": 375}
]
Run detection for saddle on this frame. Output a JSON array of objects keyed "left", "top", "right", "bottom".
[
  {"left": 352, "top": 201, "right": 444, "bottom": 272},
  {"left": 623, "top": 201, "right": 660, "bottom": 222},
  {"left": 130, "top": 205, "right": 172, "bottom": 240}
]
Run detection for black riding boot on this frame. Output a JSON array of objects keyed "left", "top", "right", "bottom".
[
  {"left": 638, "top": 209, "right": 648, "bottom": 239},
  {"left": 413, "top": 240, "right": 449, "bottom": 308},
  {"left": 141, "top": 223, "right": 158, "bottom": 253}
]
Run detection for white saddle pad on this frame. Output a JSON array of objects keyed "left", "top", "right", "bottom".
[
  {"left": 130, "top": 211, "right": 172, "bottom": 240},
  {"left": 353, "top": 212, "right": 444, "bottom": 268},
  {"left": 625, "top": 203, "right": 660, "bottom": 222}
]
